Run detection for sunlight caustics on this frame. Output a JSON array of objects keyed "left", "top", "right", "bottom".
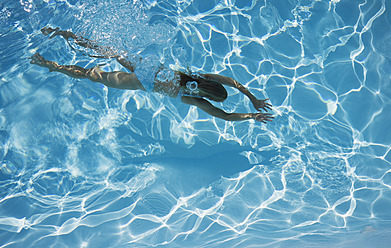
[{"left": 0, "top": 0, "right": 390, "bottom": 247}]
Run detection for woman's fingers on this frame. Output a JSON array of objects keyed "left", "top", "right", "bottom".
[{"left": 254, "top": 113, "right": 274, "bottom": 122}]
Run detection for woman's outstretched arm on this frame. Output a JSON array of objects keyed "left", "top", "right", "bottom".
[
  {"left": 181, "top": 96, "right": 273, "bottom": 123},
  {"left": 201, "top": 74, "right": 272, "bottom": 112}
]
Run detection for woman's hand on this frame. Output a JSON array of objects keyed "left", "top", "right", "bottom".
[
  {"left": 252, "top": 98, "right": 272, "bottom": 112},
  {"left": 252, "top": 112, "right": 274, "bottom": 123}
]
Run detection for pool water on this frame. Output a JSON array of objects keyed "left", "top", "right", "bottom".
[{"left": 1, "top": 0, "right": 391, "bottom": 247}]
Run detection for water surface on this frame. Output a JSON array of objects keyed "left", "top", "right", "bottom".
[{"left": 1, "top": 0, "right": 391, "bottom": 247}]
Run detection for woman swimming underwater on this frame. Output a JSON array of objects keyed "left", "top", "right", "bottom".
[{"left": 30, "top": 27, "right": 273, "bottom": 123}]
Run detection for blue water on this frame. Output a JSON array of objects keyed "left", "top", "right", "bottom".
[{"left": 1, "top": 0, "right": 391, "bottom": 247}]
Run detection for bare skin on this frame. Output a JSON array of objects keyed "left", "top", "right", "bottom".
[
  {"left": 31, "top": 27, "right": 274, "bottom": 123},
  {"left": 41, "top": 26, "right": 135, "bottom": 72},
  {"left": 201, "top": 74, "right": 272, "bottom": 112},
  {"left": 29, "top": 53, "right": 145, "bottom": 90}
]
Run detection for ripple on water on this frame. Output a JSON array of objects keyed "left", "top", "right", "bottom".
[
  {"left": 291, "top": 81, "right": 328, "bottom": 120},
  {"left": 363, "top": 105, "right": 391, "bottom": 145},
  {"left": 324, "top": 61, "right": 362, "bottom": 96}
]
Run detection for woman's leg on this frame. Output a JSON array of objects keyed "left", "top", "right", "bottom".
[
  {"left": 41, "top": 26, "right": 136, "bottom": 72},
  {"left": 30, "top": 53, "right": 146, "bottom": 91},
  {"left": 30, "top": 53, "right": 93, "bottom": 79},
  {"left": 41, "top": 27, "right": 115, "bottom": 57}
]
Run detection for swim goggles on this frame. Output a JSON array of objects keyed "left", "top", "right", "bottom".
[{"left": 186, "top": 81, "right": 199, "bottom": 94}]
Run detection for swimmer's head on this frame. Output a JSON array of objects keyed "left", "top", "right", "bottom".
[{"left": 179, "top": 72, "right": 228, "bottom": 102}]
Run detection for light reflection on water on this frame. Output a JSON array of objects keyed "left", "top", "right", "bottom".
[{"left": 0, "top": 0, "right": 391, "bottom": 247}]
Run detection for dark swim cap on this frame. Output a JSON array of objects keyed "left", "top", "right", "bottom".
[{"left": 179, "top": 72, "right": 228, "bottom": 102}]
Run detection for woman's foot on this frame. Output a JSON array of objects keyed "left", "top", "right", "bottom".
[
  {"left": 116, "top": 55, "right": 135, "bottom": 72},
  {"left": 41, "top": 26, "right": 60, "bottom": 39},
  {"left": 29, "top": 53, "right": 57, "bottom": 71},
  {"left": 29, "top": 53, "right": 47, "bottom": 66}
]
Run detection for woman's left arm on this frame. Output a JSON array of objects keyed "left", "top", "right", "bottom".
[{"left": 181, "top": 96, "right": 273, "bottom": 122}]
